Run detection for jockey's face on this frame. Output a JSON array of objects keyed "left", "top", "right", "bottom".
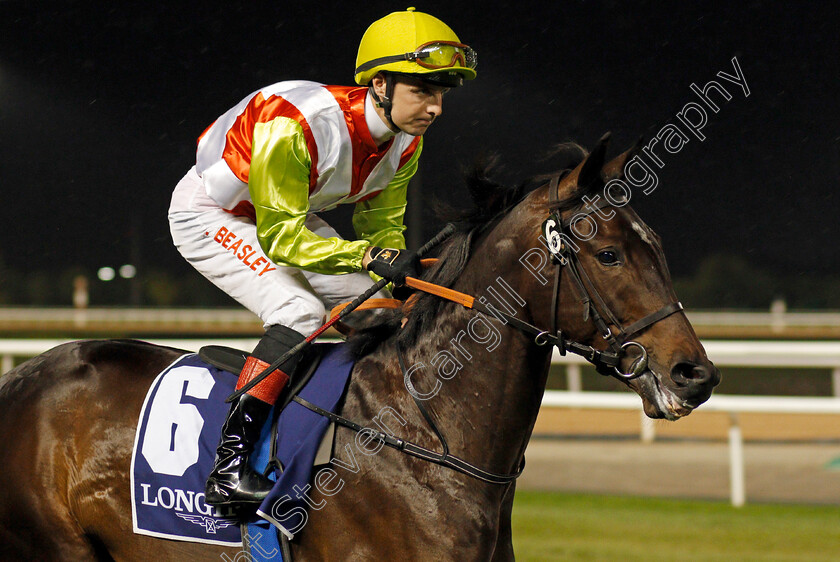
[
  {"left": 374, "top": 74, "right": 448, "bottom": 136},
  {"left": 390, "top": 76, "right": 447, "bottom": 136}
]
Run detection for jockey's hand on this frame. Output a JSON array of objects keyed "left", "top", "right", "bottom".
[{"left": 363, "top": 247, "right": 420, "bottom": 286}]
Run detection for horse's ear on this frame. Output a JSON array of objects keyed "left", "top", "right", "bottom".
[
  {"left": 565, "top": 132, "right": 611, "bottom": 189},
  {"left": 603, "top": 136, "right": 644, "bottom": 179}
]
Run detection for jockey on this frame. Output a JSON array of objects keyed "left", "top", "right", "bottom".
[{"left": 168, "top": 8, "right": 476, "bottom": 507}]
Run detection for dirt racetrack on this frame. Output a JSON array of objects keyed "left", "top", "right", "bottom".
[{"left": 518, "top": 408, "right": 840, "bottom": 504}]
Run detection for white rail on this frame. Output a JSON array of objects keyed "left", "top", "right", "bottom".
[
  {"left": 0, "top": 307, "right": 261, "bottom": 326},
  {"left": 3, "top": 338, "right": 840, "bottom": 507},
  {"left": 0, "top": 338, "right": 263, "bottom": 373},
  {"left": 552, "top": 341, "right": 840, "bottom": 397},
  {"left": 547, "top": 341, "right": 840, "bottom": 507},
  {"left": 540, "top": 390, "right": 840, "bottom": 507},
  {"left": 541, "top": 390, "right": 840, "bottom": 414},
  {"left": 5, "top": 307, "right": 840, "bottom": 329},
  {"left": 5, "top": 339, "right": 839, "bottom": 374}
]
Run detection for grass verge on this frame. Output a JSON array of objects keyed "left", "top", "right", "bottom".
[{"left": 512, "top": 491, "right": 840, "bottom": 561}]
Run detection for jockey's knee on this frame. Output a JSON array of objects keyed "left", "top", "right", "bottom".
[{"left": 264, "top": 295, "right": 325, "bottom": 334}]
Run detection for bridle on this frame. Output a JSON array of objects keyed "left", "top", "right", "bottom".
[
  {"left": 464, "top": 172, "right": 685, "bottom": 380},
  {"left": 543, "top": 172, "right": 684, "bottom": 378}
]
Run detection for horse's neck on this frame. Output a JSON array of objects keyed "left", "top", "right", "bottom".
[{"left": 399, "top": 237, "right": 553, "bottom": 474}]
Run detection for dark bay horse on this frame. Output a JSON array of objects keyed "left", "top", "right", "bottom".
[{"left": 0, "top": 136, "right": 719, "bottom": 561}]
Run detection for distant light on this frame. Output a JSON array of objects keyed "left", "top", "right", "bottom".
[
  {"left": 119, "top": 264, "right": 137, "bottom": 279},
  {"left": 98, "top": 267, "right": 116, "bottom": 281}
]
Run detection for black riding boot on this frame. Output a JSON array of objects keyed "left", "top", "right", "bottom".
[{"left": 205, "top": 325, "right": 306, "bottom": 506}]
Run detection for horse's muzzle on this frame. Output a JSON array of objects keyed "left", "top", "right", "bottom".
[
  {"left": 668, "top": 357, "right": 721, "bottom": 408},
  {"left": 670, "top": 360, "right": 720, "bottom": 388}
]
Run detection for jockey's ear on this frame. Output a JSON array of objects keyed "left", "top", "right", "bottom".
[{"left": 370, "top": 72, "right": 388, "bottom": 98}]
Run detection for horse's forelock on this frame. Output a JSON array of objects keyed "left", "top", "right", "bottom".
[{"left": 457, "top": 143, "right": 590, "bottom": 226}]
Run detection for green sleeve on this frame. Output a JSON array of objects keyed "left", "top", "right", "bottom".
[
  {"left": 352, "top": 138, "right": 423, "bottom": 250},
  {"left": 249, "top": 117, "right": 369, "bottom": 274}
]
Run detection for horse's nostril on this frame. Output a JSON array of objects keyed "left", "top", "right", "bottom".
[{"left": 670, "top": 361, "right": 711, "bottom": 387}]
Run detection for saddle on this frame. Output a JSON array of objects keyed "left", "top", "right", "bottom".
[{"left": 199, "top": 345, "right": 248, "bottom": 374}]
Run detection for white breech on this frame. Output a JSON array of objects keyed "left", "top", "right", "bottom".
[{"left": 168, "top": 168, "right": 389, "bottom": 334}]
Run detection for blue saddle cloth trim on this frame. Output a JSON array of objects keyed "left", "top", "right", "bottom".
[
  {"left": 244, "top": 398, "right": 283, "bottom": 561},
  {"left": 257, "top": 342, "right": 355, "bottom": 540},
  {"left": 244, "top": 518, "right": 283, "bottom": 562},
  {"left": 130, "top": 342, "right": 355, "bottom": 555}
]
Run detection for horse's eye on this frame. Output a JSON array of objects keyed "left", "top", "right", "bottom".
[{"left": 597, "top": 250, "right": 620, "bottom": 266}]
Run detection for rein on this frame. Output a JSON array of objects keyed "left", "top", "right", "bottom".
[
  {"left": 403, "top": 276, "right": 623, "bottom": 369},
  {"left": 291, "top": 389, "right": 524, "bottom": 485},
  {"left": 293, "top": 171, "right": 686, "bottom": 487},
  {"left": 398, "top": 173, "right": 684, "bottom": 379},
  {"left": 402, "top": 177, "right": 684, "bottom": 379}
]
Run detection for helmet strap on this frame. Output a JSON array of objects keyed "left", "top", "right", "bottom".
[{"left": 369, "top": 72, "right": 400, "bottom": 132}]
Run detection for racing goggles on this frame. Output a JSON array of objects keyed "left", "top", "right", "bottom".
[
  {"left": 410, "top": 41, "right": 477, "bottom": 70},
  {"left": 355, "top": 41, "right": 477, "bottom": 75}
]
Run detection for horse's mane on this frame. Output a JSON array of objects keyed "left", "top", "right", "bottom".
[{"left": 347, "top": 143, "right": 590, "bottom": 357}]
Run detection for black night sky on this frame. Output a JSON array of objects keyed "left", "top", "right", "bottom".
[{"left": 1, "top": 1, "right": 838, "bottom": 292}]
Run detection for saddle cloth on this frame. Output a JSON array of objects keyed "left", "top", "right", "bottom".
[{"left": 130, "top": 342, "right": 355, "bottom": 553}]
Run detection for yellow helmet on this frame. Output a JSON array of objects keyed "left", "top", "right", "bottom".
[{"left": 354, "top": 8, "right": 477, "bottom": 87}]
